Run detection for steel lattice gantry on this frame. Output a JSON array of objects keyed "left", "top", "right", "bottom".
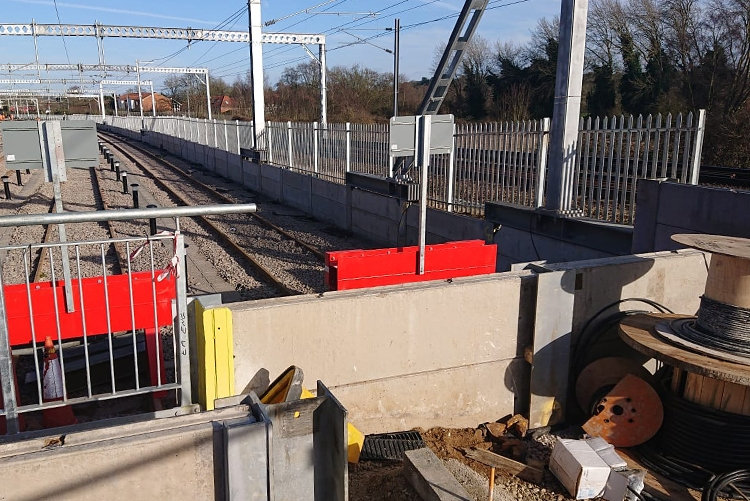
[
  {"left": 0, "top": 19, "right": 328, "bottom": 144},
  {"left": 0, "top": 63, "right": 208, "bottom": 75},
  {"left": 0, "top": 64, "right": 209, "bottom": 118},
  {"left": 418, "top": 0, "right": 489, "bottom": 115},
  {"left": 0, "top": 79, "right": 152, "bottom": 85},
  {"left": 0, "top": 78, "right": 157, "bottom": 117},
  {"left": 0, "top": 23, "right": 323, "bottom": 45}
]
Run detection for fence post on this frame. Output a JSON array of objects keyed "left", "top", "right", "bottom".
[
  {"left": 267, "top": 123, "right": 274, "bottom": 165},
  {"left": 535, "top": 118, "right": 552, "bottom": 208},
  {"left": 313, "top": 122, "right": 319, "bottom": 175},
  {"left": 236, "top": 120, "right": 241, "bottom": 154},
  {"left": 287, "top": 121, "right": 293, "bottom": 167},
  {"left": 173, "top": 228, "right": 192, "bottom": 406},
  {"left": 224, "top": 120, "right": 229, "bottom": 151},
  {"left": 0, "top": 266, "right": 20, "bottom": 433},
  {"left": 345, "top": 122, "right": 351, "bottom": 173},
  {"left": 213, "top": 119, "right": 218, "bottom": 148},
  {"left": 689, "top": 109, "right": 706, "bottom": 185},
  {"left": 447, "top": 122, "right": 456, "bottom": 212}
]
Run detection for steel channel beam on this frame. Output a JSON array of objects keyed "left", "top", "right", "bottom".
[
  {"left": 0, "top": 64, "right": 208, "bottom": 74},
  {"left": 0, "top": 24, "right": 324, "bottom": 44}
]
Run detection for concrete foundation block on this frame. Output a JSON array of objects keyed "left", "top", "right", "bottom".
[{"left": 403, "top": 448, "right": 472, "bottom": 501}]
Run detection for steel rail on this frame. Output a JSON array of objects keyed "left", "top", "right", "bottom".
[
  {"left": 101, "top": 131, "right": 327, "bottom": 261},
  {"left": 31, "top": 199, "right": 60, "bottom": 283},
  {"left": 89, "top": 166, "right": 128, "bottom": 274},
  {"left": 99, "top": 135, "right": 298, "bottom": 297}
]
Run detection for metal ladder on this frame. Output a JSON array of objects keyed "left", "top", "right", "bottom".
[{"left": 417, "top": 0, "right": 490, "bottom": 115}]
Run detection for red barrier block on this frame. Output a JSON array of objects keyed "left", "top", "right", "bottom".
[
  {"left": 4, "top": 271, "right": 175, "bottom": 347},
  {"left": 325, "top": 240, "right": 496, "bottom": 291}
]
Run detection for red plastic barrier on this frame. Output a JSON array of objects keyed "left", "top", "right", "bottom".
[
  {"left": 4, "top": 271, "right": 175, "bottom": 347},
  {"left": 325, "top": 240, "right": 497, "bottom": 291}
]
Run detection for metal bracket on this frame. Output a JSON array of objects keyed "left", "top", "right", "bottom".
[
  {"left": 301, "top": 45, "right": 320, "bottom": 65},
  {"left": 42, "top": 121, "right": 75, "bottom": 313}
]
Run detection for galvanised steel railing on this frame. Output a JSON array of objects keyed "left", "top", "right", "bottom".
[
  {"left": 0, "top": 204, "right": 256, "bottom": 435},
  {"left": 75, "top": 111, "right": 705, "bottom": 223},
  {"left": 572, "top": 110, "right": 706, "bottom": 224}
]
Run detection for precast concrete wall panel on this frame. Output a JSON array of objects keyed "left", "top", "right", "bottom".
[
  {"left": 281, "top": 169, "right": 313, "bottom": 212},
  {"left": 229, "top": 272, "right": 535, "bottom": 434},
  {"left": 311, "top": 178, "right": 348, "bottom": 228}
]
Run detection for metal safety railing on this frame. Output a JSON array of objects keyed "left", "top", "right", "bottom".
[
  {"left": 0, "top": 204, "right": 256, "bottom": 434},
  {"left": 571, "top": 110, "right": 706, "bottom": 224},
  {"left": 265, "top": 120, "right": 551, "bottom": 216},
  {"left": 75, "top": 110, "right": 706, "bottom": 223}
]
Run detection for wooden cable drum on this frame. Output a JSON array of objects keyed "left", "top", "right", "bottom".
[
  {"left": 674, "top": 234, "right": 750, "bottom": 309},
  {"left": 620, "top": 314, "right": 750, "bottom": 473},
  {"left": 662, "top": 235, "right": 750, "bottom": 362},
  {"left": 619, "top": 236, "right": 750, "bottom": 475},
  {"left": 621, "top": 314, "right": 750, "bottom": 415}
]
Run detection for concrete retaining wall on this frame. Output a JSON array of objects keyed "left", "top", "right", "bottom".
[
  {"left": 229, "top": 271, "right": 534, "bottom": 434},
  {"left": 633, "top": 180, "right": 750, "bottom": 253},
  {"left": 228, "top": 249, "right": 709, "bottom": 435},
  {"left": 110, "top": 127, "right": 627, "bottom": 270},
  {"left": 544, "top": 249, "right": 708, "bottom": 335},
  {"left": 485, "top": 202, "right": 634, "bottom": 270},
  {"left": 0, "top": 406, "right": 252, "bottom": 501}
]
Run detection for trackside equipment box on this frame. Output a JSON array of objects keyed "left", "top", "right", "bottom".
[
  {"left": 1, "top": 120, "right": 98, "bottom": 172},
  {"left": 325, "top": 240, "right": 497, "bottom": 291}
]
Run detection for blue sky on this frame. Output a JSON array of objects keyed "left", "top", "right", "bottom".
[{"left": 1, "top": 0, "right": 560, "bottom": 93}]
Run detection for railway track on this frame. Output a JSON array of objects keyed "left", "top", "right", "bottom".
[
  {"left": 98, "top": 131, "right": 326, "bottom": 297},
  {"left": 31, "top": 199, "right": 60, "bottom": 283}
]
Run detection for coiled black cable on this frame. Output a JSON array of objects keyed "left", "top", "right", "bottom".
[
  {"left": 654, "top": 377, "right": 750, "bottom": 473},
  {"left": 702, "top": 470, "right": 750, "bottom": 501},
  {"left": 684, "top": 296, "right": 750, "bottom": 357},
  {"left": 571, "top": 298, "right": 674, "bottom": 382},
  {"left": 635, "top": 371, "right": 750, "bottom": 499}
]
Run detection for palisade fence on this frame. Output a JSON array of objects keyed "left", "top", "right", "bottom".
[
  {"left": 78, "top": 109, "right": 705, "bottom": 224},
  {"left": 571, "top": 110, "right": 706, "bottom": 224}
]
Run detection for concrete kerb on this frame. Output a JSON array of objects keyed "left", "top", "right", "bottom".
[{"left": 403, "top": 448, "right": 472, "bottom": 501}]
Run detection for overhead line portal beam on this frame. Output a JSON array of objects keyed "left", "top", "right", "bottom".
[
  {"left": 0, "top": 18, "right": 328, "bottom": 137},
  {"left": 0, "top": 24, "right": 324, "bottom": 44},
  {"left": 0, "top": 64, "right": 208, "bottom": 74},
  {"left": 0, "top": 79, "right": 152, "bottom": 85}
]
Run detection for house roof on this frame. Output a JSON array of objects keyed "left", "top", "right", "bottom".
[
  {"left": 211, "top": 95, "right": 236, "bottom": 106},
  {"left": 117, "top": 92, "right": 171, "bottom": 102}
]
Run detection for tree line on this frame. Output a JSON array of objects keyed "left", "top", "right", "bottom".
[{"left": 162, "top": 0, "right": 750, "bottom": 167}]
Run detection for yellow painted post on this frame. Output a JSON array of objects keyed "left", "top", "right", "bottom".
[{"left": 196, "top": 302, "right": 234, "bottom": 411}]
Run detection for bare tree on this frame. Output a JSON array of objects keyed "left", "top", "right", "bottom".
[{"left": 587, "top": 0, "right": 626, "bottom": 69}]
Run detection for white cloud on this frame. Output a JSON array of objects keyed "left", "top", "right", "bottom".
[
  {"left": 8, "top": 0, "right": 220, "bottom": 26},
  {"left": 417, "top": 0, "right": 462, "bottom": 11}
]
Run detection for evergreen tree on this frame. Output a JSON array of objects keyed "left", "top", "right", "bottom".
[{"left": 588, "top": 62, "right": 617, "bottom": 117}]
